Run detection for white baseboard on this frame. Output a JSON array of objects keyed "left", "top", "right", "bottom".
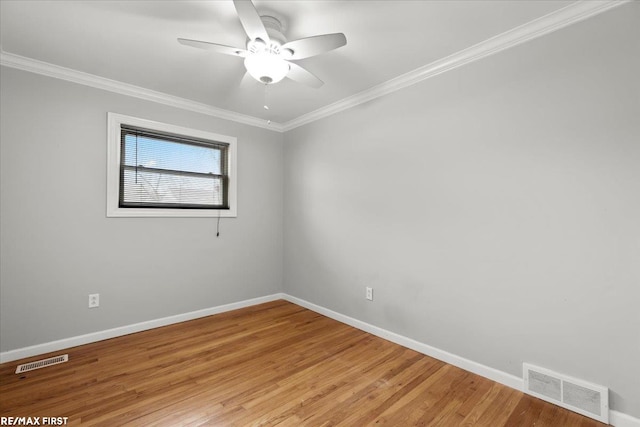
[
  {"left": 1, "top": 292, "right": 638, "bottom": 427},
  {"left": 282, "top": 294, "right": 640, "bottom": 427},
  {"left": 0, "top": 293, "right": 285, "bottom": 364},
  {"left": 610, "top": 411, "right": 640, "bottom": 427}
]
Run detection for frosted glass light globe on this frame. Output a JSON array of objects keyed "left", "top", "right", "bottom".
[{"left": 244, "top": 53, "right": 290, "bottom": 84}]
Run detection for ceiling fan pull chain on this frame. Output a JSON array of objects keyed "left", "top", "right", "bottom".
[{"left": 264, "top": 84, "right": 272, "bottom": 125}]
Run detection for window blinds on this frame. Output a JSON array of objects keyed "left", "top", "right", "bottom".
[{"left": 119, "top": 126, "right": 230, "bottom": 209}]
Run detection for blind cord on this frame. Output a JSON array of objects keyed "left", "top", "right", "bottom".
[{"left": 216, "top": 211, "right": 221, "bottom": 237}]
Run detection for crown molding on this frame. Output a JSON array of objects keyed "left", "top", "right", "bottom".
[
  {"left": 281, "top": 0, "right": 630, "bottom": 131},
  {"left": 1, "top": 0, "right": 629, "bottom": 134},
  {"left": 0, "top": 51, "right": 284, "bottom": 132}
]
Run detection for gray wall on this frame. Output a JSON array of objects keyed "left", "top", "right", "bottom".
[
  {"left": 283, "top": 3, "right": 639, "bottom": 416},
  {"left": 0, "top": 67, "right": 284, "bottom": 351}
]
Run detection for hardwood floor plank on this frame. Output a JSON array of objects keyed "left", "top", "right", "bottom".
[
  {"left": 428, "top": 373, "right": 488, "bottom": 426},
  {"left": 453, "top": 375, "right": 495, "bottom": 420},
  {"left": 0, "top": 300, "right": 608, "bottom": 426},
  {"left": 333, "top": 357, "right": 446, "bottom": 426},
  {"left": 274, "top": 347, "right": 413, "bottom": 425},
  {"left": 473, "top": 386, "right": 522, "bottom": 426}
]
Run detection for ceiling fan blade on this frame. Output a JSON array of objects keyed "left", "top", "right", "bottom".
[
  {"left": 281, "top": 33, "right": 346, "bottom": 60},
  {"left": 286, "top": 62, "right": 324, "bottom": 88},
  {"left": 233, "top": 0, "right": 269, "bottom": 43},
  {"left": 178, "top": 38, "right": 247, "bottom": 57}
]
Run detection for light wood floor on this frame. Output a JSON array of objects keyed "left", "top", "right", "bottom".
[{"left": 0, "top": 300, "right": 607, "bottom": 426}]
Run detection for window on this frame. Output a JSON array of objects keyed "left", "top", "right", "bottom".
[
  {"left": 119, "top": 127, "right": 229, "bottom": 209},
  {"left": 107, "top": 113, "right": 237, "bottom": 217}
]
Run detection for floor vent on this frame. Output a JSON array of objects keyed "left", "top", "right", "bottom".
[
  {"left": 523, "top": 363, "right": 608, "bottom": 424},
  {"left": 15, "top": 354, "right": 69, "bottom": 374}
]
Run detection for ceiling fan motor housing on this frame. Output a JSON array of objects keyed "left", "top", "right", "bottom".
[
  {"left": 244, "top": 15, "right": 292, "bottom": 84},
  {"left": 261, "top": 15, "right": 287, "bottom": 45},
  {"left": 247, "top": 15, "right": 292, "bottom": 56}
]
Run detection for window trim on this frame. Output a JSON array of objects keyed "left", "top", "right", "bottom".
[{"left": 107, "top": 113, "right": 237, "bottom": 217}]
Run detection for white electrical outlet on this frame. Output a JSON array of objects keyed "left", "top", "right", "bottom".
[
  {"left": 366, "top": 287, "right": 373, "bottom": 301},
  {"left": 88, "top": 293, "right": 100, "bottom": 308}
]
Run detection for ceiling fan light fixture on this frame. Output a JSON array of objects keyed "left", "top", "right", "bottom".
[
  {"left": 178, "top": 0, "right": 346, "bottom": 88},
  {"left": 244, "top": 53, "right": 290, "bottom": 84}
]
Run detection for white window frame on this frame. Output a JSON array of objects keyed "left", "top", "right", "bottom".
[{"left": 107, "top": 112, "right": 237, "bottom": 217}]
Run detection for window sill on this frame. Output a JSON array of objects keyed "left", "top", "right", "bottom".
[{"left": 106, "top": 206, "right": 237, "bottom": 218}]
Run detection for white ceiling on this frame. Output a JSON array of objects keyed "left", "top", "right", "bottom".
[{"left": 1, "top": 0, "right": 587, "bottom": 125}]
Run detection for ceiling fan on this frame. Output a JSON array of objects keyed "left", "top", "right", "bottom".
[{"left": 178, "top": 0, "right": 346, "bottom": 88}]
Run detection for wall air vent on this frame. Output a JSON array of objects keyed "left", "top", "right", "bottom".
[
  {"left": 15, "top": 354, "right": 69, "bottom": 374},
  {"left": 523, "top": 363, "right": 608, "bottom": 424}
]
